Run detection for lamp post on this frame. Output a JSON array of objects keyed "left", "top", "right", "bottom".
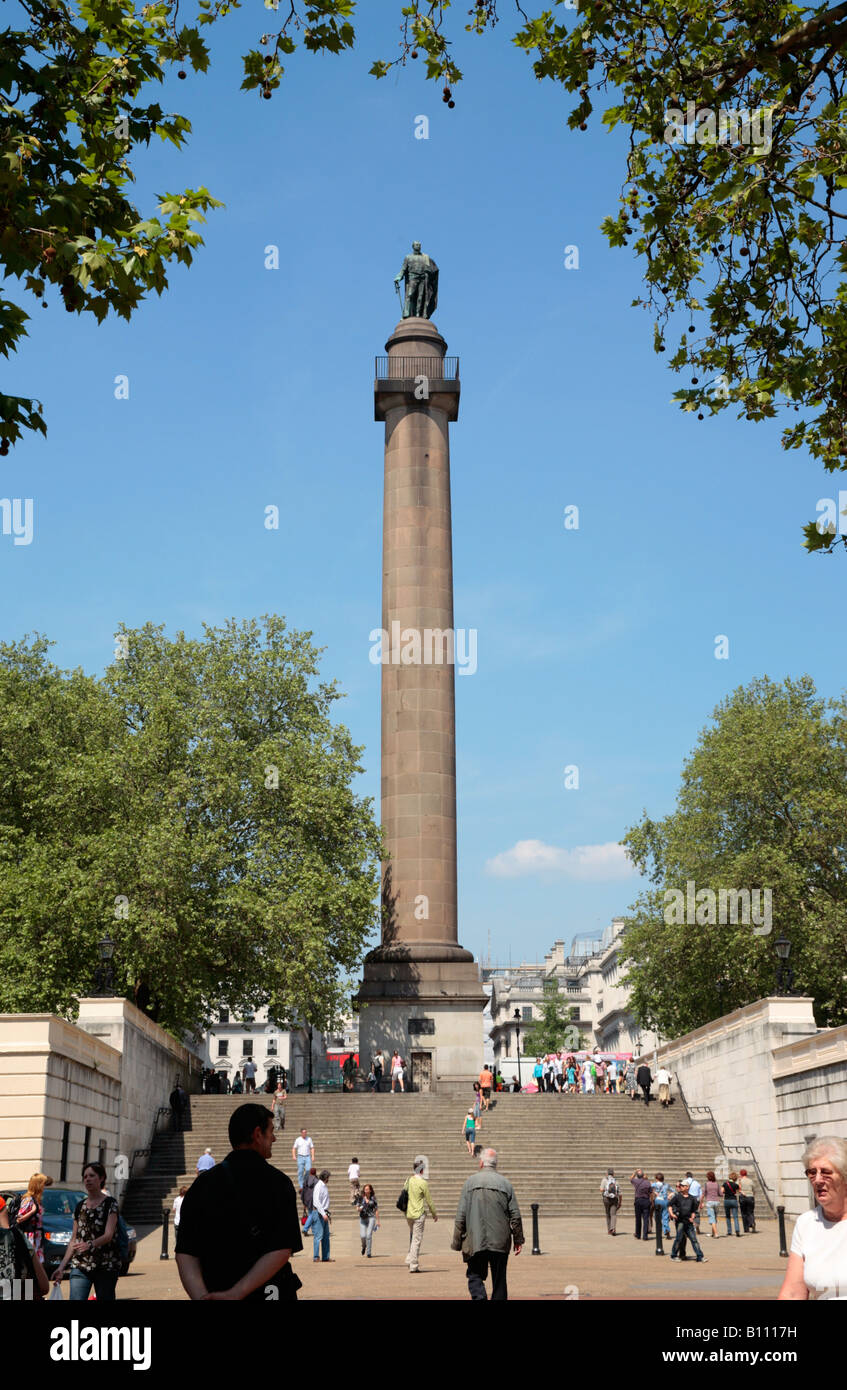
[
  {"left": 513, "top": 1008, "right": 523, "bottom": 1089},
  {"left": 774, "top": 935, "right": 794, "bottom": 995},
  {"left": 94, "top": 935, "right": 116, "bottom": 996}
]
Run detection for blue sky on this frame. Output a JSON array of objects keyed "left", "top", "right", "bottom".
[{"left": 2, "top": 7, "right": 843, "bottom": 969}]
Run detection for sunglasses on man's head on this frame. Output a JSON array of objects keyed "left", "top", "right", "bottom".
[{"left": 805, "top": 1168, "right": 834, "bottom": 1178}]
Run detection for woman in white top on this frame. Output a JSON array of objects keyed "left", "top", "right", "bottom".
[
  {"left": 172, "top": 1186, "right": 188, "bottom": 1233},
  {"left": 779, "top": 1137, "right": 847, "bottom": 1300}
]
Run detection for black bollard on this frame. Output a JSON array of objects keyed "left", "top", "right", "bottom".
[
  {"left": 160, "top": 1209, "right": 169, "bottom": 1260},
  {"left": 777, "top": 1205, "right": 788, "bottom": 1258},
  {"left": 531, "top": 1202, "right": 541, "bottom": 1255},
  {"left": 655, "top": 1219, "right": 665, "bottom": 1255}
]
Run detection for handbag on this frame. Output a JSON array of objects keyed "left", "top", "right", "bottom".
[{"left": 396, "top": 1179, "right": 410, "bottom": 1213}]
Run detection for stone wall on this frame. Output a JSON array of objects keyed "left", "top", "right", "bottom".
[
  {"left": 0, "top": 1014, "right": 121, "bottom": 1188},
  {"left": 653, "top": 996, "right": 819, "bottom": 1211},
  {"left": 772, "top": 1024, "right": 847, "bottom": 1218}
]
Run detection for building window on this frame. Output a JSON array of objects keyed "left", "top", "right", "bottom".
[
  {"left": 267, "top": 1039, "right": 278, "bottom": 1055},
  {"left": 570, "top": 1008, "right": 580, "bottom": 1022},
  {"left": 218, "top": 1008, "right": 229, "bottom": 1024},
  {"left": 59, "top": 1121, "right": 70, "bottom": 1183},
  {"left": 242, "top": 1039, "right": 253, "bottom": 1057},
  {"left": 83, "top": 1126, "right": 91, "bottom": 1167},
  {"left": 217, "top": 1039, "right": 229, "bottom": 1057},
  {"left": 522, "top": 1006, "right": 533, "bottom": 1022}
]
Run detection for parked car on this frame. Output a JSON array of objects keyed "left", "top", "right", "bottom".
[{"left": 1, "top": 1185, "right": 137, "bottom": 1277}]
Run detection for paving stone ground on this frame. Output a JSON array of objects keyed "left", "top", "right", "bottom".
[{"left": 118, "top": 1213, "right": 789, "bottom": 1301}]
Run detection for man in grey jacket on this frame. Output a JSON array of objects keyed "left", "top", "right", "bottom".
[{"left": 451, "top": 1148, "right": 524, "bottom": 1300}]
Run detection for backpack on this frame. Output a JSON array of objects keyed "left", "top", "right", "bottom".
[
  {"left": 4, "top": 1193, "right": 23, "bottom": 1228},
  {"left": 606, "top": 1179, "right": 618, "bottom": 1200}
]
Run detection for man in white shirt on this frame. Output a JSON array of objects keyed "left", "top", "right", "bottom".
[
  {"left": 656, "top": 1066, "right": 672, "bottom": 1107},
  {"left": 686, "top": 1172, "right": 703, "bottom": 1232},
  {"left": 196, "top": 1148, "right": 215, "bottom": 1173},
  {"left": 243, "top": 1058, "right": 257, "bottom": 1094},
  {"left": 607, "top": 1060, "right": 618, "bottom": 1094},
  {"left": 311, "top": 1170, "right": 331, "bottom": 1262},
  {"left": 292, "top": 1128, "right": 315, "bottom": 1190},
  {"left": 552, "top": 1052, "right": 563, "bottom": 1093}
]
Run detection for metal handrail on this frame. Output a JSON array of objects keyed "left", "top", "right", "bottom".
[
  {"left": 127, "top": 1106, "right": 173, "bottom": 1184},
  {"left": 674, "top": 1073, "right": 776, "bottom": 1214},
  {"left": 375, "top": 355, "right": 459, "bottom": 381}
]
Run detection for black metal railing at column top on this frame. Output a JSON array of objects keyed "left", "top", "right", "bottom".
[{"left": 375, "top": 355, "right": 459, "bottom": 381}]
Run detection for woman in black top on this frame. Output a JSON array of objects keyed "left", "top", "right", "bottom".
[
  {"left": 722, "top": 1171, "right": 742, "bottom": 1236},
  {"left": 355, "top": 1184, "right": 379, "bottom": 1257}
]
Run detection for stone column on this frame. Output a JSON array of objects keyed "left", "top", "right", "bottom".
[{"left": 357, "top": 317, "right": 485, "bottom": 1091}]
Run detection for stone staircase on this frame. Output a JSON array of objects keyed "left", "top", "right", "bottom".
[{"left": 123, "top": 1092, "right": 769, "bottom": 1225}]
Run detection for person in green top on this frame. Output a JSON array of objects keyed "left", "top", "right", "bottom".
[
  {"left": 464, "top": 1110, "right": 477, "bottom": 1155},
  {"left": 404, "top": 1158, "right": 437, "bottom": 1274}
]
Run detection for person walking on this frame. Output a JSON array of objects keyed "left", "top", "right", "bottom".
[
  {"left": 196, "top": 1147, "right": 215, "bottom": 1174},
  {"left": 600, "top": 1169, "right": 621, "bottom": 1235},
  {"left": 355, "top": 1184, "right": 379, "bottom": 1257},
  {"left": 311, "top": 1170, "right": 331, "bottom": 1262},
  {"left": 472, "top": 1081, "right": 483, "bottom": 1127},
  {"left": 738, "top": 1169, "right": 756, "bottom": 1232},
  {"left": 403, "top": 1158, "right": 437, "bottom": 1273},
  {"left": 172, "top": 1185, "right": 188, "bottom": 1239},
  {"left": 301, "top": 1166, "right": 318, "bottom": 1217},
  {"left": 723, "top": 1171, "right": 742, "bottom": 1236},
  {"left": 656, "top": 1065, "right": 672, "bottom": 1107},
  {"left": 636, "top": 1061, "right": 652, "bottom": 1105},
  {"left": 532, "top": 1058, "right": 544, "bottom": 1092},
  {"left": 553, "top": 1051, "right": 563, "bottom": 1093},
  {"left": 566, "top": 1060, "right": 577, "bottom": 1094},
  {"left": 372, "top": 1050, "right": 385, "bottom": 1093},
  {"left": 271, "top": 1081, "right": 287, "bottom": 1134},
  {"left": 464, "top": 1110, "right": 477, "bottom": 1155},
  {"left": 51, "top": 1162, "right": 121, "bottom": 1300},
  {"left": 14, "top": 1172, "right": 52, "bottom": 1268},
  {"left": 452, "top": 1148, "right": 524, "bottom": 1300},
  {"left": 169, "top": 1080, "right": 189, "bottom": 1132},
  {"left": 607, "top": 1060, "right": 618, "bottom": 1094},
  {"left": 390, "top": 1051, "right": 405, "bottom": 1094},
  {"left": 292, "top": 1128, "right": 315, "bottom": 1190},
  {"left": 584, "top": 1060, "right": 596, "bottom": 1096},
  {"left": 625, "top": 1059, "right": 637, "bottom": 1099},
  {"left": 478, "top": 1065, "right": 494, "bottom": 1111},
  {"left": 651, "top": 1173, "right": 671, "bottom": 1239},
  {"left": 669, "top": 1179, "right": 707, "bottom": 1263},
  {"left": 685, "top": 1171, "right": 703, "bottom": 1232},
  {"left": 701, "top": 1170, "right": 721, "bottom": 1238},
  {"left": 242, "top": 1058, "right": 257, "bottom": 1094},
  {"left": 630, "top": 1169, "right": 652, "bottom": 1240},
  {"left": 348, "top": 1157, "right": 361, "bottom": 1203},
  {"left": 175, "top": 1102, "right": 302, "bottom": 1300}
]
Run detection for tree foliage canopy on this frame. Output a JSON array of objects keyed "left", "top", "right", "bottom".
[
  {"left": 619, "top": 674, "right": 847, "bottom": 1036},
  {"left": 5, "top": 1, "right": 847, "bottom": 544},
  {"left": 0, "top": 616, "right": 381, "bottom": 1036}
]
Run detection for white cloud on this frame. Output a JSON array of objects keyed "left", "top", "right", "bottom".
[{"left": 485, "top": 839, "right": 636, "bottom": 881}]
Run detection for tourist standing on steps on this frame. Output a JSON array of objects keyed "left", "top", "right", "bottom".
[
  {"left": 636, "top": 1061, "right": 652, "bottom": 1105},
  {"left": 532, "top": 1058, "right": 544, "bottom": 1092},
  {"left": 669, "top": 1180, "right": 707, "bottom": 1263},
  {"left": 600, "top": 1169, "right": 621, "bottom": 1235},
  {"left": 175, "top": 1102, "right": 302, "bottom": 1300},
  {"left": 355, "top": 1184, "right": 379, "bottom": 1257},
  {"left": 452, "top": 1148, "right": 523, "bottom": 1301},
  {"left": 656, "top": 1065, "right": 672, "bottom": 1107},
  {"left": 607, "top": 1060, "right": 618, "bottom": 1095},
  {"left": 404, "top": 1158, "right": 437, "bottom": 1273},
  {"left": 348, "top": 1157, "right": 361, "bottom": 1203},
  {"left": 630, "top": 1169, "right": 652, "bottom": 1240},
  {"left": 390, "top": 1051, "right": 405, "bottom": 1093},
  {"left": 738, "top": 1169, "right": 756, "bottom": 1232},
  {"left": 479, "top": 1065, "right": 494, "bottom": 1111},
  {"left": 472, "top": 1081, "right": 483, "bottom": 1126},
  {"left": 243, "top": 1058, "right": 257, "bottom": 1094},
  {"left": 372, "top": 1049, "right": 385, "bottom": 1093},
  {"left": 196, "top": 1148, "right": 215, "bottom": 1174},
  {"left": 292, "top": 1129, "right": 315, "bottom": 1190},
  {"left": 311, "top": 1170, "right": 331, "bottom": 1262},
  {"left": 464, "top": 1110, "right": 477, "bottom": 1154},
  {"left": 271, "top": 1081, "right": 287, "bottom": 1133}
]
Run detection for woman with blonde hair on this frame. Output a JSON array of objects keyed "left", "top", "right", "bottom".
[
  {"left": 16, "top": 1172, "right": 52, "bottom": 1264},
  {"left": 779, "top": 1137, "right": 847, "bottom": 1300}
]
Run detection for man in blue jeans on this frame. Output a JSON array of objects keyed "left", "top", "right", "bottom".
[
  {"left": 311, "top": 1170, "right": 331, "bottom": 1262},
  {"left": 669, "top": 1180, "right": 708, "bottom": 1263},
  {"left": 292, "top": 1129, "right": 315, "bottom": 1191},
  {"left": 630, "top": 1169, "right": 652, "bottom": 1240}
]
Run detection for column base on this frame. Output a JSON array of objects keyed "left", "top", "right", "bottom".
[{"left": 357, "top": 957, "right": 485, "bottom": 1090}]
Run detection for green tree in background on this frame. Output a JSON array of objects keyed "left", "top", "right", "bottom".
[
  {"left": 522, "top": 979, "right": 584, "bottom": 1053},
  {"left": 619, "top": 674, "right": 847, "bottom": 1037},
  {"left": 0, "top": 616, "right": 381, "bottom": 1036}
]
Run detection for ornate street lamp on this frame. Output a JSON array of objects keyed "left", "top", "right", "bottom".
[
  {"left": 94, "top": 935, "right": 116, "bottom": 996},
  {"left": 774, "top": 935, "right": 795, "bottom": 995},
  {"left": 513, "top": 1008, "right": 523, "bottom": 1090}
]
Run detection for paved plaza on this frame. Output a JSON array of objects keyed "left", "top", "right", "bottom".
[{"left": 120, "top": 1214, "right": 788, "bottom": 1301}]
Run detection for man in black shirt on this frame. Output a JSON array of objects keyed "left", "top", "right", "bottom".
[
  {"left": 176, "top": 1102, "right": 303, "bottom": 1300},
  {"left": 669, "top": 1180, "right": 707, "bottom": 1264}
]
